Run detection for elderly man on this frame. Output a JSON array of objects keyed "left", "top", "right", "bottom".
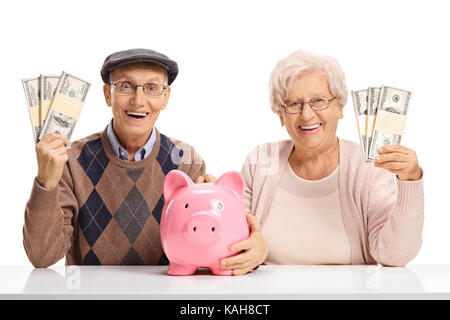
[{"left": 23, "top": 48, "right": 207, "bottom": 267}]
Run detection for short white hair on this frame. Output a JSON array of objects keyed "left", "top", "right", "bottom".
[{"left": 269, "top": 50, "right": 348, "bottom": 115}]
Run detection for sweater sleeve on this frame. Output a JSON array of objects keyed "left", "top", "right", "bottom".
[
  {"left": 23, "top": 163, "right": 77, "bottom": 268},
  {"left": 366, "top": 168, "right": 424, "bottom": 267}
]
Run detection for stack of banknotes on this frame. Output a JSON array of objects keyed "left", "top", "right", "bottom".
[
  {"left": 22, "top": 71, "right": 90, "bottom": 143},
  {"left": 351, "top": 86, "right": 412, "bottom": 162}
]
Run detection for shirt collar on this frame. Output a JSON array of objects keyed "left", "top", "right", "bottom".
[{"left": 106, "top": 118, "right": 156, "bottom": 161}]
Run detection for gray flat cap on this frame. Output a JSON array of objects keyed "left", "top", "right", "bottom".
[{"left": 101, "top": 48, "right": 178, "bottom": 85}]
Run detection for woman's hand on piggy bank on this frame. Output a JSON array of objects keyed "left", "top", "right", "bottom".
[{"left": 220, "top": 213, "right": 268, "bottom": 276}]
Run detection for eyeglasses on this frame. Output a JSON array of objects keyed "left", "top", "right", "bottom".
[
  {"left": 110, "top": 81, "right": 167, "bottom": 97},
  {"left": 281, "top": 96, "right": 336, "bottom": 113}
]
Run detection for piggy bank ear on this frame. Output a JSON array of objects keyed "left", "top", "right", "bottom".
[
  {"left": 215, "top": 171, "right": 245, "bottom": 199},
  {"left": 164, "top": 170, "right": 193, "bottom": 200}
]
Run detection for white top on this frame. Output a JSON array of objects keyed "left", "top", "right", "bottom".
[
  {"left": 0, "top": 265, "right": 449, "bottom": 299},
  {"left": 262, "top": 163, "right": 351, "bottom": 265}
]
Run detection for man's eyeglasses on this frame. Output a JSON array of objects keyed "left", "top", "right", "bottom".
[
  {"left": 281, "top": 96, "right": 336, "bottom": 113},
  {"left": 110, "top": 81, "right": 167, "bottom": 97}
]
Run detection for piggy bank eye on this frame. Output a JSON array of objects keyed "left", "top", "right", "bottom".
[
  {"left": 184, "top": 203, "right": 189, "bottom": 209},
  {"left": 216, "top": 202, "right": 223, "bottom": 210}
]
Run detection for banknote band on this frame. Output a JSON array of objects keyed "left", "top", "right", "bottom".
[
  {"left": 51, "top": 92, "right": 84, "bottom": 120},
  {"left": 29, "top": 106, "right": 40, "bottom": 127},
  {"left": 40, "top": 100, "right": 51, "bottom": 127},
  {"left": 366, "top": 115, "right": 376, "bottom": 137},
  {"left": 373, "top": 110, "right": 408, "bottom": 136}
]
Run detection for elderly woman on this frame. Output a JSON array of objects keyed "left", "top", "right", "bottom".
[
  {"left": 207, "top": 50, "right": 424, "bottom": 275},
  {"left": 199, "top": 50, "right": 424, "bottom": 275}
]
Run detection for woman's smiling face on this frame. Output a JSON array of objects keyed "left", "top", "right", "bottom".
[{"left": 280, "top": 72, "right": 343, "bottom": 154}]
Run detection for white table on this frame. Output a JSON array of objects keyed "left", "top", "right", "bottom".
[{"left": 1, "top": 265, "right": 449, "bottom": 300}]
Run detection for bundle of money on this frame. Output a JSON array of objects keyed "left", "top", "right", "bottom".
[
  {"left": 351, "top": 86, "right": 412, "bottom": 162},
  {"left": 22, "top": 71, "right": 90, "bottom": 143}
]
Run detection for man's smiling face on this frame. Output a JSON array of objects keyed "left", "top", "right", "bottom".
[{"left": 103, "top": 62, "right": 171, "bottom": 149}]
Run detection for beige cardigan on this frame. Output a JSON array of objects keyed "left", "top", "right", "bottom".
[{"left": 241, "top": 138, "right": 424, "bottom": 267}]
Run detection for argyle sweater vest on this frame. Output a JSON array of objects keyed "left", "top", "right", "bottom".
[{"left": 23, "top": 127, "right": 206, "bottom": 267}]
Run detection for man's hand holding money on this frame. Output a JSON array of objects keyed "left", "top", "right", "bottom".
[{"left": 35, "top": 133, "right": 70, "bottom": 190}]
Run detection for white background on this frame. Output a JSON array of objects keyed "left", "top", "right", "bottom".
[{"left": 0, "top": 0, "right": 448, "bottom": 266}]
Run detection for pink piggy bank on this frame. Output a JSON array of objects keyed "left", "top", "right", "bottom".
[{"left": 160, "top": 170, "right": 249, "bottom": 276}]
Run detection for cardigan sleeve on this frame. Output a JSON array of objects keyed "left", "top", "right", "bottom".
[
  {"left": 366, "top": 168, "right": 424, "bottom": 267},
  {"left": 241, "top": 150, "right": 257, "bottom": 215},
  {"left": 23, "top": 163, "right": 77, "bottom": 268}
]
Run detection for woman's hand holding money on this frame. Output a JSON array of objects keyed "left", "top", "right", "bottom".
[{"left": 374, "top": 145, "right": 422, "bottom": 181}]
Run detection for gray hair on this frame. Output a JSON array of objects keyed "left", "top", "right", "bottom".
[{"left": 269, "top": 50, "right": 348, "bottom": 116}]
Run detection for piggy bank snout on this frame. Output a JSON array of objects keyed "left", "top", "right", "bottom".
[{"left": 186, "top": 213, "right": 222, "bottom": 245}]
